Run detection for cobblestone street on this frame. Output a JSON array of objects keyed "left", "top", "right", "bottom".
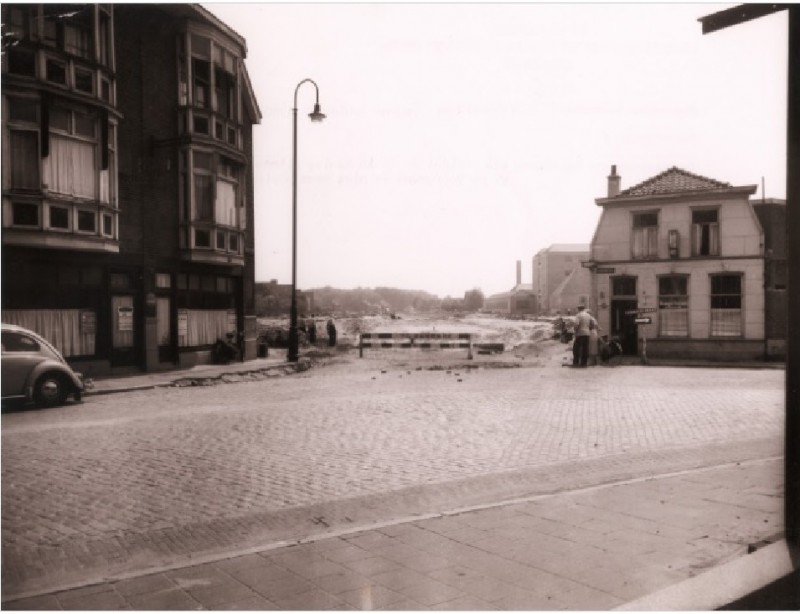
[{"left": 1, "top": 345, "right": 785, "bottom": 599}]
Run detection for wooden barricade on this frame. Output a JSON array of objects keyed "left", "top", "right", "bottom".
[{"left": 359, "top": 332, "right": 473, "bottom": 359}]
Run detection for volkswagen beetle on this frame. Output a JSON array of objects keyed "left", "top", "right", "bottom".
[{"left": 1, "top": 323, "right": 87, "bottom": 408}]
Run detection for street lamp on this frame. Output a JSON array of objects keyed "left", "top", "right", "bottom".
[{"left": 288, "top": 78, "right": 325, "bottom": 363}]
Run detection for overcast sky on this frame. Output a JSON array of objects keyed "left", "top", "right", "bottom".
[{"left": 206, "top": 3, "right": 788, "bottom": 298}]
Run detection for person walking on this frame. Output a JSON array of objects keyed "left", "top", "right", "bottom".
[
  {"left": 572, "top": 305, "right": 593, "bottom": 367},
  {"left": 307, "top": 317, "right": 317, "bottom": 344}
]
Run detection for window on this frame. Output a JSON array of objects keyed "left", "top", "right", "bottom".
[
  {"left": 44, "top": 107, "right": 97, "bottom": 199},
  {"left": 710, "top": 274, "right": 742, "bottom": 337},
  {"left": 192, "top": 58, "right": 210, "bottom": 109},
  {"left": 12, "top": 202, "right": 39, "bottom": 226},
  {"left": 102, "top": 213, "right": 113, "bottom": 236},
  {"left": 7, "top": 47, "right": 36, "bottom": 77},
  {"left": 49, "top": 206, "right": 70, "bottom": 229},
  {"left": 76, "top": 210, "right": 95, "bottom": 232},
  {"left": 1, "top": 331, "right": 40, "bottom": 353},
  {"left": 9, "top": 130, "right": 40, "bottom": 189},
  {"left": 612, "top": 276, "right": 637, "bottom": 297},
  {"left": 46, "top": 58, "right": 67, "bottom": 84},
  {"left": 74, "top": 67, "right": 94, "bottom": 93},
  {"left": 228, "top": 233, "right": 239, "bottom": 254},
  {"left": 632, "top": 211, "right": 658, "bottom": 259},
  {"left": 155, "top": 273, "right": 172, "bottom": 289},
  {"left": 658, "top": 276, "right": 689, "bottom": 337},
  {"left": 692, "top": 209, "right": 719, "bottom": 256},
  {"left": 98, "top": 10, "right": 111, "bottom": 67},
  {"left": 195, "top": 229, "right": 211, "bottom": 248}
]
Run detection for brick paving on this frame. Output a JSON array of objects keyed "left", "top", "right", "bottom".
[
  {"left": 1, "top": 343, "right": 785, "bottom": 603},
  {"left": 4, "top": 458, "right": 783, "bottom": 610}
]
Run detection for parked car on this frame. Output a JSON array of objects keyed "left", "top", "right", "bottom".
[{"left": 1, "top": 324, "right": 87, "bottom": 408}]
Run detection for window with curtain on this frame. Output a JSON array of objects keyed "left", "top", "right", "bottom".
[
  {"left": 1, "top": 309, "right": 96, "bottom": 357},
  {"left": 658, "top": 276, "right": 689, "bottom": 337},
  {"left": 177, "top": 309, "right": 235, "bottom": 346},
  {"left": 45, "top": 134, "right": 96, "bottom": 198},
  {"left": 632, "top": 212, "right": 659, "bottom": 259},
  {"left": 215, "top": 180, "right": 236, "bottom": 226},
  {"left": 692, "top": 209, "right": 720, "bottom": 256},
  {"left": 710, "top": 274, "right": 742, "bottom": 337}
]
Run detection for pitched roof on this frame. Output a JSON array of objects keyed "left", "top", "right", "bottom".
[{"left": 616, "top": 167, "right": 731, "bottom": 198}]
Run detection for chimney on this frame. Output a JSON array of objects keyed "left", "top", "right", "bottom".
[
  {"left": 608, "top": 165, "right": 621, "bottom": 198},
  {"left": 516, "top": 260, "right": 522, "bottom": 286}
]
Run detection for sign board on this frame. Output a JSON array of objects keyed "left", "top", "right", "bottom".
[
  {"left": 625, "top": 307, "right": 658, "bottom": 315},
  {"left": 177, "top": 310, "right": 188, "bottom": 336},
  {"left": 117, "top": 306, "right": 134, "bottom": 331},
  {"left": 80, "top": 310, "right": 96, "bottom": 334},
  {"left": 635, "top": 317, "right": 652, "bottom": 324},
  {"left": 581, "top": 261, "right": 595, "bottom": 269},
  {"left": 596, "top": 267, "right": 615, "bottom": 274}
]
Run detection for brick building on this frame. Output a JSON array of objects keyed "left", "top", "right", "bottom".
[{"left": 2, "top": 4, "right": 261, "bottom": 374}]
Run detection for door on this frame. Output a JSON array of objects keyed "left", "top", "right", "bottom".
[
  {"left": 610, "top": 299, "right": 638, "bottom": 355},
  {"left": 111, "top": 295, "right": 136, "bottom": 366},
  {"left": 156, "top": 296, "right": 174, "bottom": 363}
]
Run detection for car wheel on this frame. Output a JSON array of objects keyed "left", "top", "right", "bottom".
[{"left": 34, "top": 373, "right": 68, "bottom": 408}]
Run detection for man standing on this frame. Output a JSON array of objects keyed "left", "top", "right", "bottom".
[{"left": 572, "top": 305, "right": 593, "bottom": 367}]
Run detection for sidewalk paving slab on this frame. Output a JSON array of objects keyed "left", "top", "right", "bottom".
[{"left": 3, "top": 457, "right": 784, "bottom": 611}]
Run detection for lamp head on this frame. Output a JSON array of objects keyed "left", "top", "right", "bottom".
[{"left": 309, "top": 103, "right": 326, "bottom": 122}]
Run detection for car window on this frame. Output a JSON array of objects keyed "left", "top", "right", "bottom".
[{"left": 1, "top": 331, "right": 41, "bottom": 352}]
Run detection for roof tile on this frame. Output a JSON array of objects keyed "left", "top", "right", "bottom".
[{"left": 615, "top": 166, "right": 731, "bottom": 198}]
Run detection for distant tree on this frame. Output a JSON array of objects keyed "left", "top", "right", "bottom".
[{"left": 463, "top": 288, "right": 485, "bottom": 312}]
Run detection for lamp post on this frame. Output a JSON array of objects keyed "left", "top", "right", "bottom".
[{"left": 287, "top": 78, "right": 325, "bottom": 363}]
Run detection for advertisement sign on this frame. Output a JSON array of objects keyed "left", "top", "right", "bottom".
[
  {"left": 80, "top": 310, "right": 96, "bottom": 334},
  {"left": 118, "top": 306, "right": 134, "bottom": 331}
]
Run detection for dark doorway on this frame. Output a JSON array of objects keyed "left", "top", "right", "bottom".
[{"left": 610, "top": 300, "right": 638, "bottom": 355}]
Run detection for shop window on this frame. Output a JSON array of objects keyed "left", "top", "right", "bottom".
[
  {"left": 658, "top": 276, "right": 689, "bottom": 337},
  {"left": 692, "top": 209, "right": 720, "bottom": 256},
  {"left": 49, "top": 206, "right": 70, "bottom": 229},
  {"left": 632, "top": 211, "right": 658, "bottom": 259},
  {"left": 12, "top": 202, "right": 39, "bottom": 226},
  {"left": 710, "top": 274, "right": 742, "bottom": 337}
]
